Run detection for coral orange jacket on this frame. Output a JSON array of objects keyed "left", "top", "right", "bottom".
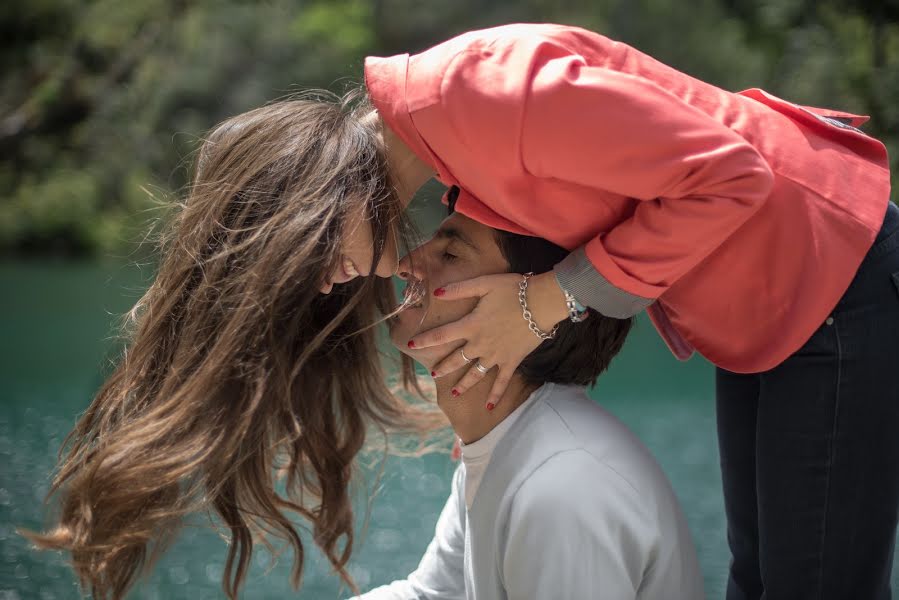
[{"left": 365, "top": 23, "right": 891, "bottom": 373}]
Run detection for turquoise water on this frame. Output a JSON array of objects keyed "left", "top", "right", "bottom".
[{"left": 1, "top": 260, "right": 896, "bottom": 599}]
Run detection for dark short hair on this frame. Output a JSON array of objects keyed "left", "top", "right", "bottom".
[{"left": 447, "top": 186, "right": 633, "bottom": 387}]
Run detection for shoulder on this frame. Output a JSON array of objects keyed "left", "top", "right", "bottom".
[
  {"left": 539, "top": 385, "right": 647, "bottom": 457},
  {"left": 503, "top": 449, "right": 661, "bottom": 574},
  {"left": 512, "top": 448, "right": 648, "bottom": 518},
  {"left": 526, "top": 386, "right": 677, "bottom": 504}
]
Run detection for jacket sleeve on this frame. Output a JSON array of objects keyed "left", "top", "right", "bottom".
[
  {"left": 442, "top": 34, "right": 775, "bottom": 317},
  {"left": 349, "top": 466, "right": 467, "bottom": 600}
]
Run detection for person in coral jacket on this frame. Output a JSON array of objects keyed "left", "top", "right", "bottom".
[{"left": 355, "top": 23, "right": 898, "bottom": 600}]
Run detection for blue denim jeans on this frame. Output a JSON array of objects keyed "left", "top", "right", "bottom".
[{"left": 716, "top": 200, "right": 899, "bottom": 600}]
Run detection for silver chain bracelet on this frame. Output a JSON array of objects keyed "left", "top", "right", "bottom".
[{"left": 519, "top": 272, "right": 559, "bottom": 341}]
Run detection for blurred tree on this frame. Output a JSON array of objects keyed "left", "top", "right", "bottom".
[
  {"left": 1, "top": 0, "right": 895, "bottom": 257},
  {"left": 723, "top": 0, "right": 899, "bottom": 179}
]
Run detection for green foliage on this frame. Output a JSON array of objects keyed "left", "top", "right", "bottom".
[
  {"left": 1, "top": 0, "right": 896, "bottom": 257},
  {"left": 294, "top": 0, "right": 375, "bottom": 56}
]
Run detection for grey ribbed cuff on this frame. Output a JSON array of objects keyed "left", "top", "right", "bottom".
[{"left": 552, "top": 246, "right": 654, "bottom": 319}]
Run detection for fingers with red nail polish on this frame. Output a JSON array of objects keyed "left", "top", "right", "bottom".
[
  {"left": 450, "top": 358, "right": 493, "bottom": 398},
  {"left": 484, "top": 367, "right": 513, "bottom": 413},
  {"left": 430, "top": 344, "right": 477, "bottom": 380},
  {"left": 405, "top": 315, "right": 470, "bottom": 350}
]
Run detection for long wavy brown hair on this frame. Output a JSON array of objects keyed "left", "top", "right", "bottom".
[{"left": 19, "top": 91, "right": 442, "bottom": 599}]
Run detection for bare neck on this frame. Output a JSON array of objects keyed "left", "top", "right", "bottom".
[
  {"left": 365, "top": 109, "right": 434, "bottom": 206},
  {"left": 433, "top": 369, "right": 539, "bottom": 445}
]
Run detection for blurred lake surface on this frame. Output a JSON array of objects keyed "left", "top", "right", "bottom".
[{"left": 1, "top": 260, "right": 896, "bottom": 599}]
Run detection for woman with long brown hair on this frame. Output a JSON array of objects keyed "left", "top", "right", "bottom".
[{"left": 21, "top": 92, "right": 442, "bottom": 599}]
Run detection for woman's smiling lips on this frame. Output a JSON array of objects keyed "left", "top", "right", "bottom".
[
  {"left": 331, "top": 256, "right": 363, "bottom": 284},
  {"left": 343, "top": 256, "right": 360, "bottom": 277}
]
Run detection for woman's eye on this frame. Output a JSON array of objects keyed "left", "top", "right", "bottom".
[{"left": 441, "top": 251, "right": 458, "bottom": 263}]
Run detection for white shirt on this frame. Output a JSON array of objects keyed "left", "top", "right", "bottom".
[
  {"left": 352, "top": 383, "right": 705, "bottom": 600},
  {"left": 458, "top": 391, "right": 537, "bottom": 510}
]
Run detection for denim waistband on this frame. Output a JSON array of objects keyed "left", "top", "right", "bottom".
[{"left": 867, "top": 200, "right": 899, "bottom": 262}]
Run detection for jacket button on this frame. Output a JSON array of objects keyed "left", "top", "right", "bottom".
[{"left": 825, "top": 317, "right": 834, "bottom": 326}]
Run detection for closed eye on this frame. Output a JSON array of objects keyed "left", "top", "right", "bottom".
[{"left": 441, "top": 251, "right": 458, "bottom": 263}]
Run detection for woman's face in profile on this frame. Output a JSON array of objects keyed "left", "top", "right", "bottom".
[{"left": 319, "top": 205, "right": 399, "bottom": 294}]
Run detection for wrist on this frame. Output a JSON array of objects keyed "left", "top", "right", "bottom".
[{"left": 526, "top": 271, "right": 570, "bottom": 330}]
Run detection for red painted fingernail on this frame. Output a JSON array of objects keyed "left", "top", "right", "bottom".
[
  {"left": 486, "top": 402, "right": 495, "bottom": 411},
  {"left": 451, "top": 389, "right": 460, "bottom": 397},
  {"left": 433, "top": 287, "right": 446, "bottom": 297},
  {"left": 407, "top": 340, "right": 415, "bottom": 348},
  {"left": 430, "top": 371, "right": 436, "bottom": 377}
]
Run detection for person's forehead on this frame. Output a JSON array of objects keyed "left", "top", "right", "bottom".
[{"left": 436, "top": 212, "right": 495, "bottom": 248}]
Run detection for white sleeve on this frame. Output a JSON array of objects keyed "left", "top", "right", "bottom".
[
  {"left": 501, "top": 451, "right": 659, "bottom": 600},
  {"left": 350, "top": 466, "right": 467, "bottom": 600}
]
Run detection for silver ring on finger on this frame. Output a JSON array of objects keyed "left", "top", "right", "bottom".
[
  {"left": 474, "top": 361, "right": 490, "bottom": 375},
  {"left": 460, "top": 348, "right": 474, "bottom": 363}
]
